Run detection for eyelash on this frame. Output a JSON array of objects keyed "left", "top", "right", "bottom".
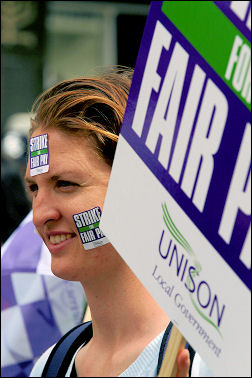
[
  {"left": 57, "top": 180, "right": 77, "bottom": 188},
  {"left": 28, "top": 184, "right": 38, "bottom": 192},
  {"left": 28, "top": 181, "right": 78, "bottom": 193}
]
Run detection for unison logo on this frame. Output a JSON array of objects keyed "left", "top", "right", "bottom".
[{"left": 159, "top": 202, "right": 225, "bottom": 337}]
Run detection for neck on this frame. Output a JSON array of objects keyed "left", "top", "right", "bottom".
[{"left": 80, "top": 251, "right": 169, "bottom": 349}]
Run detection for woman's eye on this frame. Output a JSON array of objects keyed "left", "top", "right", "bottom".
[
  {"left": 57, "top": 180, "right": 78, "bottom": 189},
  {"left": 28, "top": 184, "right": 38, "bottom": 193}
]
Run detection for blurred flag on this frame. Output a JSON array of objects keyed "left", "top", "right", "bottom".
[{"left": 1, "top": 211, "right": 86, "bottom": 377}]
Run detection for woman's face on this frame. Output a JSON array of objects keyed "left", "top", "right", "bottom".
[{"left": 25, "top": 127, "right": 113, "bottom": 281}]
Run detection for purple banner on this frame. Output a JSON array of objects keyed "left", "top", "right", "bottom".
[
  {"left": 1, "top": 220, "right": 42, "bottom": 274},
  {"left": 1, "top": 213, "right": 85, "bottom": 377}
]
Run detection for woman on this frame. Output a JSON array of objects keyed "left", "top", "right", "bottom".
[{"left": 25, "top": 67, "right": 213, "bottom": 377}]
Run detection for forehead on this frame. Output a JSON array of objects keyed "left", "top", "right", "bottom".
[
  {"left": 30, "top": 127, "right": 95, "bottom": 154},
  {"left": 27, "top": 127, "right": 100, "bottom": 174}
]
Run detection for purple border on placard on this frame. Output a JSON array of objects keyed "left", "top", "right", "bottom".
[
  {"left": 214, "top": 1, "right": 251, "bottom": 42},
  {"left": 120, "top": 2, "right": 251, "bottom": 290}
]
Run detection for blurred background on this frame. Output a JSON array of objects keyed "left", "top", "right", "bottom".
[{"left": 1, "top": 0, "right": 150, "bottom": 244}]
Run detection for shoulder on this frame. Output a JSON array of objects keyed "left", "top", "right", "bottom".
[
  {"left": 29, "top": 344, "right": 56, "bottom": 377},
  {"left": 120, "top": 328, "right": 165, "bottom": 377}
]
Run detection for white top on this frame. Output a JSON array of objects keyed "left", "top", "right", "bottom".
[{"left": 30, "top": 329, "right": 215, "bottom": 377}]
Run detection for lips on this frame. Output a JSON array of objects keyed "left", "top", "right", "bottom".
[
  {"left": 46, "top": 232, "right": 77, "bottom": 250},
  {"left": 49, "top": 233, "right": 74, "bottom": 244}
]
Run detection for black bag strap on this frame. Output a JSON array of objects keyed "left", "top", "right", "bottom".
[
  {"left": 42, "top": 320, "right": 195, "bottom": 377},
  {"left": 42, "top": 321, "right": 93, "bottom": 377},
  {"left": 157, "top": 322, "right": 195, "bottom": 377}
]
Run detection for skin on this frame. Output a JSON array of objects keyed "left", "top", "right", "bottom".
[{"left": 25, "top": 127, "right": 190, "bottom": 377}]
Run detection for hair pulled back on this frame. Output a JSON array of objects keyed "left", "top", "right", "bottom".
[{"left": 30, "top": 66, "right": 133, "bottom": 165}]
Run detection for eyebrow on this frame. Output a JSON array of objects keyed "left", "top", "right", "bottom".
[
  {"left": 24, "top": 171, "right": 82, "bottom": 184},
  {"left": 24, "top": 177, "right": 34, "bottom": 184}
]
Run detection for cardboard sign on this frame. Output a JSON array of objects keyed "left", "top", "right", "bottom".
[{"left": 100, "top": 2, "right": 251, "bottom": 376}]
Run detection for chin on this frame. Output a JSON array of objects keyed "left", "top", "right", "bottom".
[{"left": 50, "top": 260, "right": 80, "bottom": 282}]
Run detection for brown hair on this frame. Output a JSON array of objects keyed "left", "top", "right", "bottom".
[{"left": 29, "top": 66, "right": 133, "bottom": 165}]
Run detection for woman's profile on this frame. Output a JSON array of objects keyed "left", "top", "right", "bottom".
[{"left": 25, "top": 67, "right": 213, "bottom": 377}]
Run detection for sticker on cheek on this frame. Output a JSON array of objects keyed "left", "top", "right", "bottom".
[
  {"left": 30, "top": 133, "right": 49, "bottom": 176},
  {"left": 73, "top": 206, "right": 109, "bottom": 250}
]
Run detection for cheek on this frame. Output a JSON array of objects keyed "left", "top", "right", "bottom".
[
  {"left": 67, "top": 187, "right": 108, "bottom": 232},
  {"left": 71, "top": 197, "right": 106, "bottom": 218}
]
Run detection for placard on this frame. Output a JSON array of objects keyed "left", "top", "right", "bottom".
[{"left": 101, "top": 2, "right": 251, "bottom": 376}]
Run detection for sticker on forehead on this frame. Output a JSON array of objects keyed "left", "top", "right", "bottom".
[
  {"left": 73, "top": 206, "right": 109, "bottom": 250},
  {"left": 30, "top": 133, "right": 49, "bottom": 176}
]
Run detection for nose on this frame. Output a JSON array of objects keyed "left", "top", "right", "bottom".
[{"left": 33, "top": 188, "right": 61, "bottom": 229}]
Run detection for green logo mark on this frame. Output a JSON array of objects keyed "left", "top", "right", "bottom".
[{"left": 162, "top": 202, "right": 222, "bottom": 337}]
